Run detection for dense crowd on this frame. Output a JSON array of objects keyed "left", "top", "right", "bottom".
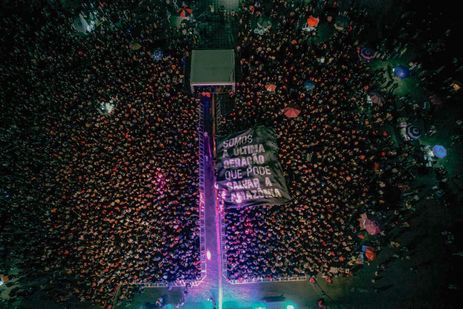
[
  {"left": 220, "top": 1, "right": 413, "bottom": 282},
  {"left": 1, "top": 0, "right": 461, "bottom": 307},
  {"left": 0, "top": 0, "right": 200, "bottom": 305}
]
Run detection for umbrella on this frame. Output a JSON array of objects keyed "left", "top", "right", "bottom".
[
  {"left": 129, "top": 42, "right": 141, "bottom": 50},
  {"left": 254, "top": 18, "right": 272, "bottom": 35},
  {"left": 393, "top": 65, "right": 410, "bottom": 79},
  {"left": 283, "top": 107, "right": 301, "bottom": 118},
  {"left": 98, "top": 100, "right": 116, "bottom": 115},
  {"left": 266, "top": 83, "right": 276, "bottom": 92},
  {"left": 72, "top": 12, "right": 98, "bottom": 34},
  {"left": 365, "top": 219, "right": 381, "bottom": 235},
  {"left": 363, "top": 246, "right": 376, "bottom": 261},
  {"left": 359, "top": 213, "right": 381, "bottom": 235},
  {"left": 254, "top": 16, "right": 272, "bottom": 29},
  {"left": 179, "top": 6, "right": 192, "bottom": 18},
  {"left": 304, "top": 80, "right": 315, "bottom": 91},
  {"left": 152, "top": 48, "right": 163, "bottom": 61},
  {"left": 359, "top": 47, "right": 375, "bottom": 61},
  {"left": 429, "top": 94, "right": 443, "bottom": 107},
  {"left": 307, "top": 16, "right": 319, "bottom": 28},
  {"left": 432, "top": 145, "right": 447, "bottom": 158},
  {"left": 334, "top": 15, "right": 349, "bottom": 31},
  {"left": 369, "top": 92, "right": 384, "bottom": 105},
  {"left": 406, "top": 124, "right": 421, "bottom": 140},
  {"left": 1, "top": 274, "right": 9, "bottom": 284}
]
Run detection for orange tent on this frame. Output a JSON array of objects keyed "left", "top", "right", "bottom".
[{"left": 307, "top": 16, "right": 320, "bottom": 28}]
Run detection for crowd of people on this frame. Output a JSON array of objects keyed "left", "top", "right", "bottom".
[
  {"left": 1, "top": 0, "right": 201, "bottom": 306},
  {"left": 220, "top": 0, "right": 416, "bottom": 282},
  {"left": 1, "top": 0, "right": 461, "bottom": 307}
]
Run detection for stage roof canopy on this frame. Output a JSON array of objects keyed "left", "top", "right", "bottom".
[{"left": 190, "top": 49, "right": 235, "bottom": 91}]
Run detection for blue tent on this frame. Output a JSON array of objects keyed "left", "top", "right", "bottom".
[
  {"left": 304, "top": 80, "right": 315, "bottom": 91},
  {"left": 393, "top": 65, "right": 410, "bottom": 79},
  {"left": 432, "top": 145, "right": 447, "bottom": 158}
]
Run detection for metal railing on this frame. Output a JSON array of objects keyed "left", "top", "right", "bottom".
[
  {"left": 218, "top": 190, "right": 229, "bottom": 283},
  {"left": 197, "top": 98, "right": 208, "bottom": 282},
  {"left": 225, "top": 275, "right": 311, "bottom": 285}
]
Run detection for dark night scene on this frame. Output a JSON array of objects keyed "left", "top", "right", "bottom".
[{"left": 1, "top": 0, "right": 462, "bottom": 308}]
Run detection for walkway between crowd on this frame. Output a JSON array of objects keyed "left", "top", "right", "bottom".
[
  {"left": 137, "top": 94, "right": 222, "bottom": 308},
  {"left": 181, "top": 93, "right": 222, "bottom": 307},
  {"left": 173, "top": 93, "right": 323, "bottom": 309},
  {"left": 131, "top": 93, "right": 327, "bottom": 309}
]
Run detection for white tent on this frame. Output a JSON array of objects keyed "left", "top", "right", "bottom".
[{"left": 190, "top": 49, "right": 235, "bottom": 92}]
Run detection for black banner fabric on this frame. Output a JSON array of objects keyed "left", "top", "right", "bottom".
[{"left": 216, "top": 125, "right": 291, "bottom": 208}]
